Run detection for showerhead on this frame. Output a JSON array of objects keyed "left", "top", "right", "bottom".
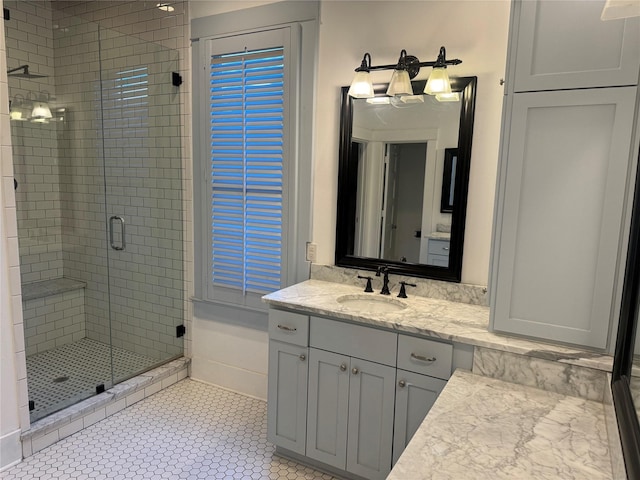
[{"left": 7, "top": 65, "right": 48, "bottom": 79}]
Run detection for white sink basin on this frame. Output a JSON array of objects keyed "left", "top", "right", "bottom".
[{"left": 336, "top": 294, "right": 407, "bottom": 314}]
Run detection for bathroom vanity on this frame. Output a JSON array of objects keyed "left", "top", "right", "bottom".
[{"left": 263, "top": 276, "right": 615, "bottom": 479}]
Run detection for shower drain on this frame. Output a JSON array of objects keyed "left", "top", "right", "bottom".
[{"left": 53, "top": 375, "right": 69, "bottom": 383}]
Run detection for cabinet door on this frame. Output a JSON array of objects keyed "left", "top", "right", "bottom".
[
  {"left": 267, "top": 340, "right": 308, "bottom": 455},
  {"left": 306, "top": 348, "right": 350, "bottom": 470},
  {"left": 491, "top": 87, "right": 637, "bottom": 348},
  {"left": 513, "top": 0, "right": 640, "bottom": 91},
  {"left": 392, "top": 370, "right": 447, "bottom": 465},
  {"left": 346, "top": 358, "right": 396, "bottom": 480}
]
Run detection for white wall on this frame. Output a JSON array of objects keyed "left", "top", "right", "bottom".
[{"left": 314, "top": 1, "right": 510, "bottom": 286}]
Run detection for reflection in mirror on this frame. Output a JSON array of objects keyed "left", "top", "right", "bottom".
[
  {"left": 336, "top": 77, "right": 477, "bottom": 282},
  {"left": 612, "top": 150, "right": 640, "bottom": 478},
  {"left": 351, "top": 95, "right": 461, "bottom": 267}
]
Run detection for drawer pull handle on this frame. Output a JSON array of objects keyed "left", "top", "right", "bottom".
[
  {"left": 443, "top": 247, "right": 449, "bottom": 251},
  {"left": 411, "top": 353, "right": 436, "bottom": 363},
  {"left": 340, "top": 364, "right": 347, "bottom": 371},
  {"left": 299, "top": 354, "right": 306, "bottom": 361},
  {"left": 352, "top": 367, "right": 359, "bottom": 375},
  {"left": 398, "top": 380, "right": 406, "bottom": 388},
  {"left": 277, "top": 324, "right": 297, "bottom": 332}
]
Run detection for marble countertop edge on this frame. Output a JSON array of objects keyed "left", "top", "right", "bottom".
[{"left": 263, "top": 279, "right": 613, "bottom": 373}]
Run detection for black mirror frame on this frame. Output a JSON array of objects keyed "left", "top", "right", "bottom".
[
  {"left": 612, "top": 149, "right": 640, "bottom": 479},
  {"left": 335, "top": 76, "right": 477, "bottom": 282}
]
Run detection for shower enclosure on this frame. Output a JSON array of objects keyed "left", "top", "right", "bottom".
[{"left": 5, "top": 2, "right": 184, "bottom": 422}]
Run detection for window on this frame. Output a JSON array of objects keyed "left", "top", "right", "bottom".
[
  {"left": 209, "top": 45, "right": 285, "bottom": 296},
  {"left": 194, "top": 21, "right": 314, "bottom": 311}
]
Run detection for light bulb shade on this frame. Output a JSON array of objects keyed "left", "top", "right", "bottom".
[
  {"left": 435, "top": 92, "right": 460, "bottom": 102},
  {"left": 31, "top": 102, "right": 53, "bottom": 121},
  {"left": 386, "top": 69, "right": 413, "bottom": 96},
  {"left": 424, "top": 67, "right": 452, "bottom": 95},
  {"left": 10, "top": 107, "right": 24, "bottom": 121},
  {"left": 348, "top": 71, "right": 374, "bottom": 98}
]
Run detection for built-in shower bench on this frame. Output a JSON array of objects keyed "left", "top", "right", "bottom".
[
  {"left": 21, "top": 278, "right": 86, "bottom": 301},
  {"left": 21, "top": 278, "right": 87, "bottom": 356}
]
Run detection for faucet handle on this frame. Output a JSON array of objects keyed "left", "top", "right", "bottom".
[
  {"left": 375, "top": 265, "right": 389, "bottom": 277},
  {"left": 397, "top": 281, "right": 416, "bottom": 298},
  {"left": 357, "top": 275, "right": 374, "bottom": 293}
]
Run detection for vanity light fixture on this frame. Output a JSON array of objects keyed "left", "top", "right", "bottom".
[
  {"left": 9, "top": 94, "right": 29, "bottom": 121},
  {"left": 423, "top": 47, "right": 452, "bottom": 95},
  {"left": 347, "top": 53, "right": 374, "bottom": 98},
  {"left": 348, "top": 46, "right": 462, "bottom": 99},
  {"left": 30, "top": 92, "right": 53, "bottom": 123},
  {"left": 157, "top": 3, "right": 175, "bottom": 12},
  {"left": 386, "top": 50, "right": 413, "bottom": 96}
]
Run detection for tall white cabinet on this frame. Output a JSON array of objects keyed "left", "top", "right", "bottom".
[{"left": 490, "top": 0, "right": 640, "bottom": 349}]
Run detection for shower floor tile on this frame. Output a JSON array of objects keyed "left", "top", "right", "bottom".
[
  {"left": 27, "top": 338, "right": 160, "bottom": 421},
  {"left": 2, "top": 379, "right": 336, "bottom": 480}
]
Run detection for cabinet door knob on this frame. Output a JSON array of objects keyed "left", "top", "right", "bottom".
[
  {"left": 340, "top": 363, "right": 347, "bottom": 371},
  {"left": 299, "top": 354, "right": 306, "bottom": 361},
  {"left": 277, "top": 324, "right": 296, "bottom": 332},
  {"left": 398, "top": 380, "right": 406, "bottom": 388},
  {"left": 352, "top": 367, "right": 359, "bottom": 375},
  {"left": 410, "top": 353, "right": 436, "bottom": 363}
]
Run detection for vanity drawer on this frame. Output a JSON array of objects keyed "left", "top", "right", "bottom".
[
  {"left": 268, "top": 309, "right": 309, "bottom": 346},
  {"left": 428, "top": 239, "right": 450, "bottom": 255},
  {"left": 309, "top": 316, "right": 397, "bottom": 366},
  {"left": 397, "top": 335, "right": 453, "bottom": 380}
]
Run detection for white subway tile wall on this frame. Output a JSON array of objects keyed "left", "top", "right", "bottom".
[
  {"left": 5, "top": 2, "right": 61, "bottom": 283},
  {"left": 23, "top": 289, "right": 86, "bottom": 356}
]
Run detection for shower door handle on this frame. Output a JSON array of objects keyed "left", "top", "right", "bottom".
[{"left": 109, "top": 216, "right": 126, "bottom": 251}]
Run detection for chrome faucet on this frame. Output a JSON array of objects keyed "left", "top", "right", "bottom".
[{"left": 376, "top": 266, "right": 391, "bottom": 295}]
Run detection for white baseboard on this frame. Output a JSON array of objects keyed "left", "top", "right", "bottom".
[
  {"left": 191, "top": 357, "right": 267, "bottom": 401},
  {"left": 0, "top": 428, "right": 22, "bottom": 472}
]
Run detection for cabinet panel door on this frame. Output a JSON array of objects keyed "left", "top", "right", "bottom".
[
  {"left": 346, "top": 358, "right": 396, "bottom": 480},
  {"left": 513, "top": 0, "right": 640, "bottom": 91},
  {"left": 492, "top": 87, "right": 637, "bottom": 348},
  {"left": 267, "top": 340, "right": 308, "bottom": 455},
  {"left": 392, "top": 370, "right": 447, "bottom": 465},
  {"left": 306, "top": 348, "right": 350, "bottom": 470}
]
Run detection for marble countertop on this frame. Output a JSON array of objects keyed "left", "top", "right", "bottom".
[
  {"left": 262, "top": 279, "right": 612, "bottom": 372},
  {"left": 428, "top": 232, "right": 451, "bottom": 240},
  {"left": 388, "top": 369, "right": 612, "bottom": 480}
]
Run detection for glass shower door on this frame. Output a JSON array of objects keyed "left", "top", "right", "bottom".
[{"left": 99, "top": 27, "right": 184, "bottom": 385}]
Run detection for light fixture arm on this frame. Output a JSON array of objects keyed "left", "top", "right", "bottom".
[
  {"left": 355, "top": 52, "right": 372, "bottom": 72},
  {"left": 362, "top": 46, "right": 461, "bottom": 80}
]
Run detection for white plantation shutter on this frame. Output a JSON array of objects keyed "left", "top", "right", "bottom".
[{"left": 206, "top": 29, "right": 290, "bottom": 302}]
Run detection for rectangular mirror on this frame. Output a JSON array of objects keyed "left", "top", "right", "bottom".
[{"left": 335, "top": 77, "right": 477, "bottom": 281}]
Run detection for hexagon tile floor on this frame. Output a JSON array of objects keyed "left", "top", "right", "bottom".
[{"left": 1, "top": 379, "right": 336, "bottom": 480}]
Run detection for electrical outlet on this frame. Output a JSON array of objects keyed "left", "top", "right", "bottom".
[{"left": 306, "top": 242, "right": 317, "bottom": 263}]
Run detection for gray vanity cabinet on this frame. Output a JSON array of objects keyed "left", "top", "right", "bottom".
[
  {"left": 267, "top": 308, "right": 459, "bottom": 479},
  {"left": 267, "top": 310, "right": 309, "bottom": 455},
  {"left": 267, "top": 340, "right": 308, "bottom": 455},
  {"left": 306, "top": 348, "right": 395, "bottom": 479},
  {"left": 393, "top": 370, "right": 447, "bottom": 465},
  {"left": 307, "top": 317, "right": 397, "bottom": 480},
  {"left": 490, "top": 0, "right": 640, "bottom": 349},
  {"left": 512, "top": 0, "right": 639, "bottom": 92},
  {"left": 427, "top": 238, "right": 450, "bottom": 267}
]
